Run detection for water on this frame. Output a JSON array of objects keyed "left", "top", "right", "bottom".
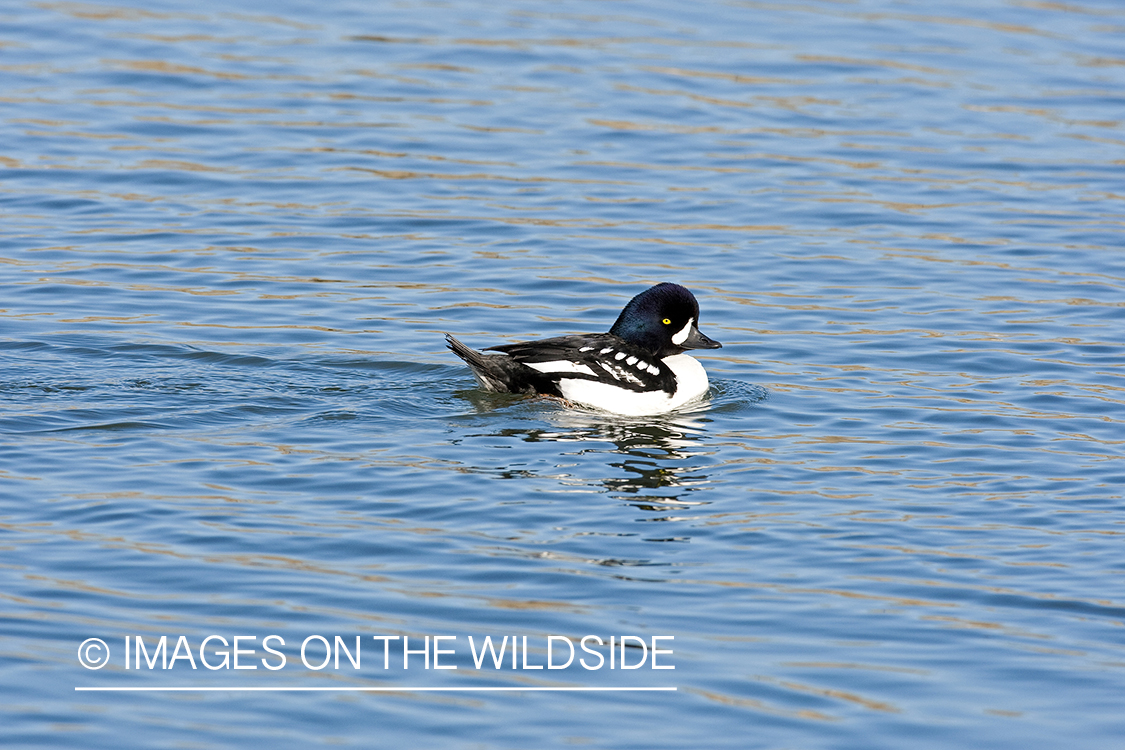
[{"left": 2, "top": 0, "right": 1124, "bottom": 747}]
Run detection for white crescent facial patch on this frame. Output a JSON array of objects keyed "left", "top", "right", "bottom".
[{"left": 671, "top": 317, "right": 694, "bottom": 346}]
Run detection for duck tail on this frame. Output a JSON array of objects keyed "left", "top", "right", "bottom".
[
  {"left": 444, "top": 333, "right": 513, "bottom": 392},
  {"left": 445, "top": 333, "right": 484, "bottom": 367},
  {"left": 445, "top": 333, "right": 558, "bottom": 396}
]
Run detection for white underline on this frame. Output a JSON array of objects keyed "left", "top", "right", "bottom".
[{"left": 75, "top": 686, "right": 677, "bottom": 692}]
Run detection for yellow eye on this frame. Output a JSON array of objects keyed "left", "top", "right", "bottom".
[{"left": 662, "top": 318, "right": 671, "bottom": 325}]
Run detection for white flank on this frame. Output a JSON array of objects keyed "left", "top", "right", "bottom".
[
  {"left": 671, "top": 317, "right": 694, "bottom": 346},
  {"left": 557, "top": 353, "right": 710, "bottom": 416}
]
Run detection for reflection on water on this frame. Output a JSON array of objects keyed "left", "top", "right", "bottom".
[
  {"left": 2, "top": 0, "right": 1125, "bottom": 748},
  {"left": 534, "top": 410, "right": 717, "bottom": 501},
  {"left": 452, "top": 383, "right": 768, "bottom": 515}
]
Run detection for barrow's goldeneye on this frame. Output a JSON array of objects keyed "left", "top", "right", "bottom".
[{"left": 445, "top": 282, "right": 722, "bottom": 416}]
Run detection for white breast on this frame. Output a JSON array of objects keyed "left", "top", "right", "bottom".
[{"left": 556, "top": 353, "right": 710, "bottom": 416}]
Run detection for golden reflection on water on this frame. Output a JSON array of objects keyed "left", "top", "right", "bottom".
[
  {"left": 757, "top": 673, "right": 902, "bottom": 713},
  {"left": 687, "top": 686, "right": 839, "bottom": 721}
]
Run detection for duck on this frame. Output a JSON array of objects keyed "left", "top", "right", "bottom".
[{"left": 445, "top": 282, "right": 721, "bottom": 416}]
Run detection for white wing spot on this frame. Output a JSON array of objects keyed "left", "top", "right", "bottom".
[
  {"left": 614, "top": 351, "right": 626, "bottom": 360},
  {"left": 600, "top": 347, "right": 613, "bottom": 354},
  {"left": 637, "top": 360, "right": 650, "bottom": 369},
  {"left": 527, "top": 360, "right": 597, "bottom": 377},
  {"left": 647, "top": 364, "right": 660, "bottom": 375},
  {"left": 626, "top": 356, "right": 638, "bottom": 365},
  {"left": 607, "top": 364, "right": 641, "bottom": 385},
  {"left": 579, "top": 346, "right": 594, "bottom": 352}
]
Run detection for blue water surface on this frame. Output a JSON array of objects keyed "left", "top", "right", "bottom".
[{"left": 2, "top": 0, "right": 1124, "bottom": 748}]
